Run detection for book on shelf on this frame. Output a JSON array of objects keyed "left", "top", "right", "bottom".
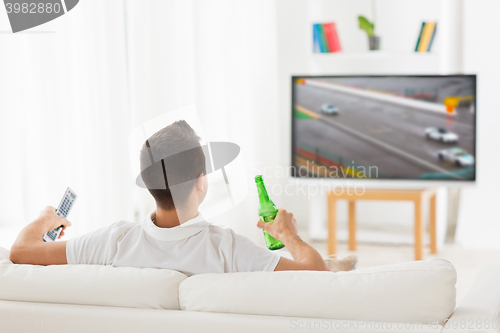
[
  {"left": 323, "top": 22, "right": 341, "bottom": 52},
  {"left": 415, "top": 22, "right": 437, "bottom": 52},
  {"left": 318, "top": 24, "right": 329, "bottom": 52},
  {"left": 313, "top": 24, "right": 321, "bottom": 52},
  {"left": 313, "top": 22, "right": 341, "bottom": 53}
]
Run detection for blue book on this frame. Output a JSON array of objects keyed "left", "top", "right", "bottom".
[{"left": 313, "top": 24, "right": 322, "bottom": 53}]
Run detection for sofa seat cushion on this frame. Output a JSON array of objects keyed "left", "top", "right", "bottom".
[
  {"left": 179, "top": 258, "right": 456, "bottom": 324},
  {"left": 0, "top": 247, "right": 187, "bottom": 310}
]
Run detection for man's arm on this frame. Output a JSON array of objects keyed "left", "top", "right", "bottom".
[
  {"left": 256, "top": 209, "right": 330, "bottom": 272},
  {"left": 9, "top": 206, "right": 71, "bottom": 265}
]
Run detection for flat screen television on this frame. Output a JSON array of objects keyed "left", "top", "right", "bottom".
[{"left": 291, "top": 75, "right": 476, "bottom": 182}]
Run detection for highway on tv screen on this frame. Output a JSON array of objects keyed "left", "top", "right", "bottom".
[{"left": 291, "top": 75, "right": 476, "bottom": 181}]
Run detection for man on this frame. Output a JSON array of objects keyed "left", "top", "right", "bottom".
[{"left": 10, "top": 121, "right": 355, "bottom": 275}]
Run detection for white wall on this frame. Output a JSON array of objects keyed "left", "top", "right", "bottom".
[{"left": 455, "top": 0, "right": 500, "bottom": 249}]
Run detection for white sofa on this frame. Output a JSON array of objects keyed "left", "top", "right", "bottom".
[{"left": 0, "top": 246, "right": 499, "bottom": 333}]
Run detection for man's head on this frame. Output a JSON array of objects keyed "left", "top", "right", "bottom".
[{"left": 139, "top": 120, "right": 207, "bottom": 211}]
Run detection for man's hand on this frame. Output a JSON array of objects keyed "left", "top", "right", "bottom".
[
  {"left": 9, "top": 206, "right": 71, "bottom": 265},
  {"left": 257, "top": 208, "right": 330, "bottom": 272},
  {"left": 256, "top": 209, "right": 297, "bottom": 243},
  {"left": 36, "top": 206, "right": 71, "bottom": 239}
]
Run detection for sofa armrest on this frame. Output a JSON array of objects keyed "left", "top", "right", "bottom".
[{"left": 442, "top": 265, "right": 500, "bottom": 333}]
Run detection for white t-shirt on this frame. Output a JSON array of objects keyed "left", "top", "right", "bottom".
[{"left": 66, "top": 212, "right": 281, "bottom": 276}]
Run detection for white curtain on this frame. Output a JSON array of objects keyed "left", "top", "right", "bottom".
[
  {"left": 0, "top": 0, "right": 280, "bottom": 247},
  {"left": 0, "top": 0, "right": 137, "bottom": 245}
]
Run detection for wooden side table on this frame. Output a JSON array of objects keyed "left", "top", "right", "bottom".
[{"left": 327, "top": 189, "right": 437, "bottom": 261}]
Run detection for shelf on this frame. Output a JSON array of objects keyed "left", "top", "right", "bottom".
[
  {"left": 311, "top": 51, "right": 439, "bottom": 59},
  {"left": 307, "top": 51, "right": 441, "bottom": 75}
]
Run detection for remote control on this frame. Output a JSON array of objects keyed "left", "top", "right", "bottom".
[{"left": 43, "top": 187, "right": 77, "bottom": 242}]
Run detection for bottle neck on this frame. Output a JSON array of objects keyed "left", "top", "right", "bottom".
[{"left": 256, "top": 181, "right": 270, "bottom": 204}]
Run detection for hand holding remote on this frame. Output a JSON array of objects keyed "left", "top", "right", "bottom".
[
  {"left": 43, "top": 187, "right": 77, "bottom": 242},
  {"left": 39, "top": 206, "right": 71, "bottom": 239}
]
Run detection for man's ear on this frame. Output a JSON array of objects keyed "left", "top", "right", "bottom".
[{"left": 195, "top": 173, "right": 204, "bottom": 192}]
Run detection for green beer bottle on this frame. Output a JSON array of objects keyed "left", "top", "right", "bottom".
[{"left": 255, "top": 175, "right": 285, "bottom": 250}]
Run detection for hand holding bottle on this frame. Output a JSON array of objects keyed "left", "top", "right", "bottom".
[
  {"left": 256, "top": 209, "right": 298, "bottom": 244},
  {"left": 255, "top": 175, "right": 285, "bottom": 250},
  {"left": 259, "top": 209, "right": 331, "bottom": 272}
]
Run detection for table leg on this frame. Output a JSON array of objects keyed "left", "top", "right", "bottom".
[
  {"left": 328, "top": 194, "right": 337, "bottom": 256},
  {"left": 348, "top": 200, "right": 356, "bottom": 251},
  {"left": 429, "top": 193, "right": 437, "bottom": 254},
  {"left": 414, "top": 198, "right": 423, "bottom": 261}
]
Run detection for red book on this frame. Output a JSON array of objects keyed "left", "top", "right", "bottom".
[{"left": 323, "top": 22, "right": 341, "bottom": 52}]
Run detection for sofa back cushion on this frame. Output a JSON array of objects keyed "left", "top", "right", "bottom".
[
  {"left": 0, "top": 247, "right": 187, "bottom": 310},
  {"left": 179, "top": 258, "right": 456, "bottom": 324},
  {"left": 0, "top": 247, "right": 11, "bottom": 265}
]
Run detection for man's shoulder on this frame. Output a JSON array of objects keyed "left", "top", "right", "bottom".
[
  {"left": 203, "top": 224, "right": 226, "bottom": 237},
  {"left": 205, "top": 224, "right": 256, "bottom": 245},
  {"left": 86, "top": 220, "right": 139, "bottom": 239},
  {"left": 206, "top": 224, "right": 236, "bottom": 235},
  {"left": 112, "top": 220, "right": 138, "bottom": 228},
  {"left": 108, "top": 220, "right": 140, "bottom": 234}
]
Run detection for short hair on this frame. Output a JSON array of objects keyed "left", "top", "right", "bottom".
[{"left": 139, "top": 120, "right": 206, "bottom": 210}]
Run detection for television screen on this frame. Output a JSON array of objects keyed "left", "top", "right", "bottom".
[{"left": 291, "top": 75, "right": 476, "bottom": 181}]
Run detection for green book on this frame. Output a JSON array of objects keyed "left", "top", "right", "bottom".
[{"left": 318, "top": 24, "right": 330, "bottom": 53}]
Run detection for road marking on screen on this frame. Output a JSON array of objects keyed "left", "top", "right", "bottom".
[
  {"left": 295, "top": 106, "right": 320, "bottom": 119},
  {"left": 305, "top": 79, "right": 450, "bottom": 115}
]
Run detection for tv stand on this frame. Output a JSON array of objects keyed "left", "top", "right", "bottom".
[{"left": 327, "top": 188, "right": 437, "bottom": 261}]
